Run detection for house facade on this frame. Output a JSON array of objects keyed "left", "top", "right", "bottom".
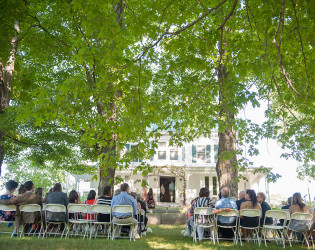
[{"left": 72, "top": 132, "right": 269, "bottom": 203}]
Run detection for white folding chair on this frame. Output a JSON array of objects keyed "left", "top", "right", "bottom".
[
  {"left": 192, "top": 207, "right": 215, "bottom": 243},
  {"left": 89, "top": 205, "right": 111, "bottom": 239},
  {"left": 0, "top": 204, "right": 17, "bottom": 237},
  {"left": 65, "top": 204, "right": 89, "bottom": 239},
  {"left": 112, "top": 205, "right": 135, "bottom": 241},
  {"left": 261, "top": 210, "right": 287, "bottom": 248},
  {"left": 19, "top": 204, "right": 43, "bottom": 238},
  {"left": 44, "top": 204, "right": 67, "bottom": 238},
  {"left": 238, "top": 209, "right": 261, "bottom": 246},
  {"left": 287, "top": 212, "right": 313, "bottom": 249},
  {"left": 140, "top": 208, "right": 146, "bottom": 235},
  {"left": 214, "top": 209, "right": 239, "bottom": 244}
]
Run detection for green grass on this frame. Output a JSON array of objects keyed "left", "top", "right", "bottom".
[{"left": 0, "top": 224, "right": 307, "bottom": 249}]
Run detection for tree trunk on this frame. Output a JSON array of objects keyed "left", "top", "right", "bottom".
[{"left": 0, "top": 21, "right": 20, "bottom": 175}]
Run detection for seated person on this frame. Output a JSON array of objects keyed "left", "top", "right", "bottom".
[
  {"left": 68, "top": 190, "right": 81, "bottom": 219},
  {"left": 95, "top": 185, "right": 112, "bottom": 223},
  {"left": 257, "top": 192, "right": 273, "bottom": 226},
  {"left": 191, "top": 187, "right": 212, "bottom": 241},
  {"left": 184, "top": 197, "right": 198, "bottom": 236},
  {"left": 0, "top": 181, "right": 42, "bottom": 235},
  {"left": 111, "top": 183, "right": 140, "bottom": 239},
  {"left": 0, "top": 180, "right": 18, "bottom": 223},
  {"left": 289, "top": 193, "right": 312, "bottom": 232},
  {"left": 215, "top": 187, "right": 238, "bottom": 238},
  {"left": 45, "top": 183, "right": 68, "bottom": 222},
  {"left": 236, "top": 190, "right": 246, "bottom": 210},
  {"left": 240, "top": 189, "right": 262, "bottom": 241},
  {"left": 279, "top": 197, "right": 292, "bottom": 226},
  {"left": 137, "top": 193, "right": 148, "bottom": 229},
  {"left": 84, "top": 190, "right": 96, "bottom": 220}
]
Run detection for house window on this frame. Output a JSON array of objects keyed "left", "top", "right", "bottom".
[
  {"left": 130, "top": 144, "right": 142, "bottom": 162},
  {"left": 192, "top": 145, "right": 211, "bottom": 163},
  {"left": 214, "top": 145, "right": 219, "bottom": 161},
  {"left": 170, "top": 146, "right": 178, "bottom": 160},
  {"left": 205, "top": 176, "right": 209, "bottom": 190},
  {"left": 158, "top": 141, "right": 166, "bottom": 160},
  {"left": 212, "top": 176, "right": 218, "bottom": 195}
]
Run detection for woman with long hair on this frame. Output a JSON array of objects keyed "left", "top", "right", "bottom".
[
  {"left": 240, "top": 189, "right": 262, "bottom": 240},
  {"left": 146, "top": 188, "right": 155, "bottom": 210},
  {"left": 84, "top": 190, "right": 96, "bottom": 220}
]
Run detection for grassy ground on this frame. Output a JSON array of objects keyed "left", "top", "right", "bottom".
[{"left": 0, "top": 224, "right": 307, "bottom": 249}]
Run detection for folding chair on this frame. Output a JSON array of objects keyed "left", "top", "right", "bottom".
[
  {"left": 238, "top": 209, "right": 261, "bottom": 246},
  {"left": 65, "top": 204, "right": 89, "bottom": 239},
  {"left": 0, "top": 204, "right": 17, "bottom": 237},
  {"left": 214, "top": 209, "right": 239, "bottom": 244},
  {"left": 89, "top": 205, "right": 111, "bottom": 239},
  {"left": 112, "top": 205, "right": 135, "bottom": 241},
  {"left": 44, "top": 204, "right": 67, "bottom": 238},
  {"left": 192, "top": 207, "right": 215, "bottom": 243},
  {"left": 139, "top": 208, "right": 146, "bottom": 235},
  {"left": 19, "top": 204, "right": 43, "bottom": 238},
  {"left": 261, "top": 210, "right": 287, "bottom": 248},
  {"left": 287, "top": 212, "right": 313, "bottom": 249}
]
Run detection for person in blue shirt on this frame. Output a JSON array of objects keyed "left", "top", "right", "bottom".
[
  {"left": 215, "top": 187, "right": 238, "bottom": 239},
  {"left": 111, "top": 183, "right": 139, "bottom": 239}
]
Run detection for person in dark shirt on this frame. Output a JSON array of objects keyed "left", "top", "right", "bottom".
[
  {"left": 137, "top": 193, "right": 148, "bottom": 228},
  {"left": 236, "top": 190, "right": 246, "bottom": 210},
  {"left": 96, "top": 186, "right": 112, "bottom": 222},
  {"left": 278, "top": 197, "right": 292, "bottom": 226},
  {"left": 257, "top": 192, "right": 272, "bottom": 226}
]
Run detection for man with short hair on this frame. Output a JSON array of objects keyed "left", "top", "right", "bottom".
[
  {"left": 111, "top": 183, "right": 140, "bottom": 239},
  {"left": 0, "top": 180, "right": 42, "bottom": 235},
  {"left": 236, "top": 190, "right": 246, "bottom": 210},
  {"left": 215, "top": 187, "right": 238, "bottom": 239},
  {"left": 169, "top": 180, "right": 175, "bottom": 202}
]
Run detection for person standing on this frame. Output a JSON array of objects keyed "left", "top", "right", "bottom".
[
  {"left": 160, "top": 184, "right": 165, "bottom": 202},
  {"left": 169, "top": 180, "right": 175, "bottom": 202},
  {"left": 146, "top": 188, "right": 155, "bottom": 210},
  {"left": 111, "top": 183, "right": 140, "bottom": 239}
]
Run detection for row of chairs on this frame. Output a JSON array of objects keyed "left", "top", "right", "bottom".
[
  {"left": 192, "top": 208, "right": 314, "bottom": 249},
  {"left": 0, "top": 204, "right": 145, "bottom": 241}
]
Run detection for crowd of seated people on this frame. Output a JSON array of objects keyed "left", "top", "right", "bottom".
[
  {"left": 0, "top": 180, "right": 148, "bottom": 239},
  {"left": 183, "top": 187, "right": 314, "bottom": 243}
]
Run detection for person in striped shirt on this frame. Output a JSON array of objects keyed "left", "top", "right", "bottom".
[{"left": 95, "top": 186, "right": 112, "bottom": 222}]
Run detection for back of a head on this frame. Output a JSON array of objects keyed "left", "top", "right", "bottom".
[
  {"left": 246, "top": 189, "right": 258, "bottom": 206},
  {"left": 87, "top": 190, "right": 96, "bottom": 200},
  {"left": 69, "top": 190, "right": 78, "bottom": 203},
  {"left": 257, "top": 192, "right": 266, "bottom": 202},
  {"left": 120, "top": 183, "right": 129, "bottom": 192},
  {"left": 24, "top": 181, "right": 34, "bottom": 191},
  {"left": 18, "top": 184, "right": 26, "bottom": 195},
  {"left": 6, "top": 180, "right": 18, "bottom": 191},
  {"left": 130, "top": 192, "right": 137, "bottom": 200},
  {"left": 292, "top": 192, "right": 305, "bottom": 210},
  {"left": 53, "top": 183, "right": 62, "bottom": 192},
  {"left": 221, "top": 187, "right": 230, "bottom": 198},
  {"left": 35, "top": 187, "right": 43, "bottom": 196},
  {"left": 103, "top": 186, "right": 112, "bottom": 196},
  {"left": 287, "top": 197, "right": 292, "bottom": 205},
  {"left": 114, "top": 189, "right": 121, "bottom": 196},
  {"left": 239, "top": 190, "right": 246, "bottom": 199},
  {"left": 199, "top": 187, "right": 210, "bottom": 198}
]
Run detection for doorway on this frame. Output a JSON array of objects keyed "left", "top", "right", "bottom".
[{"left": 160, "top": 176, "right": 175, "bottom": 202}]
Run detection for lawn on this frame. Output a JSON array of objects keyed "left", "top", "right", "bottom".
[{"left": 0, "top": 224, "right": 307, "bottom": 249}]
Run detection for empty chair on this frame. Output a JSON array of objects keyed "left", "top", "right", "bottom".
[{"left": 44, "top": 204, "right": 67, "bottom": 238}]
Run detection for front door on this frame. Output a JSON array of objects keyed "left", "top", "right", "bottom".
[{"left": 160, "top": 176, "right": 175, "bottom": 202}]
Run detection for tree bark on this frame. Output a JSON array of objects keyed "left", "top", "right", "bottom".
[{"left": 0, "top": 21, "right": 20, "bottom": 175}]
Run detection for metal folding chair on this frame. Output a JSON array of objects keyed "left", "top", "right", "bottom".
[
  {"left": 89, "top": 204, "right": 111, "bottom": 239},
  {"left": 65, "top": 204, "right": 89, "bottom": 239},
  {"left": 44, "top": 204, "right": 67, "bottom": 238},
  {"left": 261, "top": 210, "right": 287, "bottom": 248},
  {"left": 0, "top": 204, "right": 17, "bottom": 237},
  {"left": 19, "top": 204, "right": 43, "bottom": 238},
  {"left": 112, "top": 205, "right": 135, "bottom": 241},
  {"left": 192, "top": 207, "right": 215, "bottom": 243},
  {"left": 287, "top": 212, "right": 313, "bottom": 249},
  {"left": 238, "top": 209, "right": 261, "bottom": 246},
  {"left": 214, "top": 209, "right": 239, "bottom": 244}
]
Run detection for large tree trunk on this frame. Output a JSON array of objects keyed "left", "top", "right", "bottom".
[{"left": 0, "top": 21, "right": 20, "bottom": 175}]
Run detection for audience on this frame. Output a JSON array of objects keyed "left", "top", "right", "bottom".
[
  {"left": 18, "top": 184, "right": 26, "bottom": 195},
  {"left": 240, "top": 189, "right": 262, "bottom": 241},
  {"left": 279, "top": 197, "right": 292, "bottom": 226},
  {"left": 84, "top": 190, "right": 96, "bottom": 220},
  {"left": 0, "top": 180, "right": 18, "bottom": 223},
  {"left": 136, "top": 193, "right": 148, "bottom": 229},
  {"left": 214, "top": 187, "right": 238, "bottom": 238},
  {"left": 257, "top": 192, "right": 272, "bottom": 226},
  {"left": 236, "top": 190, "right": 246, "bottom": 210},
  {"left": 146, "top": 188, "right": 155, "bottom": 210},
  {"left": 96, "top": 186, "right": 112, "bottom": 223},
  {"left": 184, "top": 197, "right": 198, "bottom": 236},
  {"left": 111, "top": 183, "right": 140, "bottom": 239},
  {"left": 69, "top": 190, "right": 81, "bottom": 204},
  {"left": 114, "top": 189, "right": 121, "bottom": 196},
  {"left": 45, "top": 183, "right": 68, "bottom": 222},
  {"left": 191, "top": 187, "right": 212, "bottom": 241}
]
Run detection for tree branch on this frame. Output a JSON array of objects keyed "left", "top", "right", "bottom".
[{"left": 217, "top": 0, "right": 238, "bottom": 30}]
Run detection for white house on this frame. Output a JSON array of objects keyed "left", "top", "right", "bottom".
[{"left": 72, "top": 132, "right": 269, "bottom": 204}]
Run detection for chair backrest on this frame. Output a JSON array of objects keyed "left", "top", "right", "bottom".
[
  {"left": 68, "top": 204, "right": 88, "bottom": 213},
  {"left": 239, "top": 209, "right": 261, "bottom": 217},
  {"left": 217, "top": 209, "right": 239, "bottom": 217},
  {"left": 265, "top": 210, "right": 287, "bottom": 220},
  {"left": 19, "top": 204, "right": 41, "bottom": 213},
  {"left": 291, "top": 212, "right": 313, "bottom": 221},
  {"left": 90, "top": 204, "right": 111, "bottom": 214},
  {"left": 194, "top": 207, "right": 212, "bottom": 216},
  {"left": 281, "top": 209, "right": 291, "bottom": 220},
  {"left": 45, "top": 204, "right": 67, "bottom": 213},
  {"left": 0, "top": 204, "right": 16, "bottom": 212},
  {"left": 112, "top": 205, "right": 133, "bottom": 216}
]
